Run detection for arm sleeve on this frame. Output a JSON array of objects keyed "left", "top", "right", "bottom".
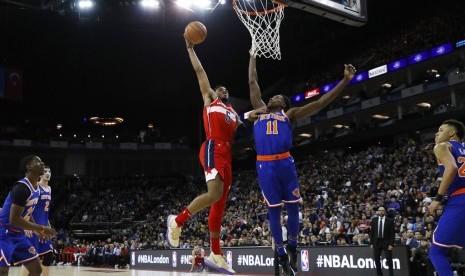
[{"left": 10, "top": 183, "right": 31, "bottom": 206}]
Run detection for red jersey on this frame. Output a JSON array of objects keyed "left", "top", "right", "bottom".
[{"left": 203, "top": 98, "right": 239, "bottom": 144}]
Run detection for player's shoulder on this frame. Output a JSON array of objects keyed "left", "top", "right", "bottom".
[
  {"left": 434, "top": 142, "right": 452, "bottom": 151},
  {"left": 39, "top": 184, "right": 51, "bottom": 193},
  {"left": 13, "top": 180, "right": 31, "bottom": 191}
]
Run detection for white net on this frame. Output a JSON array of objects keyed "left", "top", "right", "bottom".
[{"left": 233, "top": 0, "right": 285, "bottom": 60}]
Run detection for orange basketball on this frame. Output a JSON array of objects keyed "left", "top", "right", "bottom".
[{"left": 184, "top": 21, "right": 207, "bottom": 45}]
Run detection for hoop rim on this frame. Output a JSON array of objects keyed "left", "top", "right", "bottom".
[{"left": 232, "top": 0, "right": 286, "bottom": 16}]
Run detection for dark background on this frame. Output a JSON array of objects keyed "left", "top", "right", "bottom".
[{"left": 0, "top": 0, "right": 447, "bottom": 145}]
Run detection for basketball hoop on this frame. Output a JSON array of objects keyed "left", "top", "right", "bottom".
[{"left": 233, "top": 0, "right": 286, "bottom": 60}]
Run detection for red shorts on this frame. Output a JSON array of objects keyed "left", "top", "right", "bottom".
[{"left": 199, "top": 139, "right": 232, "bottom": 186}]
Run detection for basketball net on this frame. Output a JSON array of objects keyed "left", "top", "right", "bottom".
[{"left": 233, "top": 0, "right": 285, "bottom": 60}]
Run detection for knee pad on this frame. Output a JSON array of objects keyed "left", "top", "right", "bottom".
[{"left": 41, "top": 252, "right": 54, "bottom": 266}]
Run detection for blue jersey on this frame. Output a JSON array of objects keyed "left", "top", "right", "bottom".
[
  {"left": 32, "top": 185, "right": 51, "bottom": 226},
  {"left": 438, "top": 141, "right": 465, "bottom": 196},
  {"left": 0, "top": 178, "right": 40, "bottom": 235},
  {"left": 253, "top": 110, "right": 293, "bottom": 155}
]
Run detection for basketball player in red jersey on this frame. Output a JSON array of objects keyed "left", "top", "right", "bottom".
[{"left": 167, "top": 34, "right": 242, "bottom": 274}]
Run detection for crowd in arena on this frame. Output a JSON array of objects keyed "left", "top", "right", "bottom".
[
  {"left": 30, "top": 136, "right": 463, "bottom": 275},
  {"left": 291, "top": 1, "right": 465, "bottom": 95}
]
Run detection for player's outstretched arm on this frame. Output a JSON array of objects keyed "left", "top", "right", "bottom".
[
  {"left": 185, "top": 34, "right": 215, "bottom": 106},
  {"left": 248, "top": 56, "right": 266, "bottom": 110},
  {"left": 286, "top": 64, "right": 356, "bottom": 123},
  {"left": 247, "top": 106, "right": 267, "bottom": 122}
]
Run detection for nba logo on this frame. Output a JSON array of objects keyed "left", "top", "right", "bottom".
[
  {"left": 226, "top": 251, "right": 233, "bottom": 268},
  {"left": 301, "top": 250, "right": 309, "bottom": 272},
  {"left": 131, "top": 252, "right": 135, "bottom": 266},
  {"left": 172, "top": 251, "right": 177, "bottom": 267}
]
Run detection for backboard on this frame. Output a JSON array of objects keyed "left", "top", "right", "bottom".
[{"left": 280, "top": 0, "right": 367, "bottom": 26}]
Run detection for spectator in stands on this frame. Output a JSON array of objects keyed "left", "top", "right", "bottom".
[
  {"left": 357, "top": 214, "right": 370, "bottom": 233},
  {"left": 318, "top": 221, "right": 330, "bottom": 237},
  {"left": 113, "top": 243, "right": 121, "bottom": 268},
  {"left": 308, "top": 235, "right": 320, "bottom": 247},
  {"left": 337, "top": 237, "right": 348, "bottom": 246},
  {"left": 117, "top": 244, "right": 129, "bottom": 269},
  {"left": 189, "top": 245, "right": 206, "bottom": 272},
  {"left": 300, "top": 221, "right": 312, "bottom": 238},
  {"left": 411, "top": 238, "right": 434, "bottom": 276},
  {"left": 321, "top": 233, "right": 336, "bottom": 246},
  {"left": 387, "top": 197, "right": 401, "bottom": 216},
  {"left": 400, "top": 217, "right": 413, "bottom": 233},
  {"left": 404, "top": 230, "right": 420, "bottom": 249}
]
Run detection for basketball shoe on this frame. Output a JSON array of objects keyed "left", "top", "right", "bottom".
[
  {"left": 286, "top": 244, "right": 298, "bottom": 273},
  {"left": 205, "top": 253, "right": 235, "bottom": 274},
  {"left": 278, "top": 253, "right": 294, "bottom": 276},
  {"left": 166, "top": 215, "right": 181, "bottom": 247}
]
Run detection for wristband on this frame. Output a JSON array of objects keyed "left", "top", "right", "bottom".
[{"left": 434, "top": 194, "right": 444, "bottom": 202}]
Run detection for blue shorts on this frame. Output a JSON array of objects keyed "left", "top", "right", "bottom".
[
  {"left": 432, "top": 194, "right": 465, "bottom": 248},
  {"left": 256, "top": 157, "right": 301, "bottom": 207},
  {"left": 0, "top": 229, "right": 38, "bottom": 267},
  {"left": 28, "top": 234, "right": 53, "bottom": 255}
]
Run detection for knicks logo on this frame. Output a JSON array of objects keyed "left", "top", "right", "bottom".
[
  {"left": 28, "top": 246, "right": 36, "bottom": 255},
  {"left": 292, "top": 189, "right": 300, "bottom": 198}
]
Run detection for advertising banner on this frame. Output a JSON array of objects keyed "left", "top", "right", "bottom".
[
  {"left": 368, "top": 65, "right": 387, "bottom": 79},
  {"left": 131, "top": 245, "right": 410, "bottom": 275}
]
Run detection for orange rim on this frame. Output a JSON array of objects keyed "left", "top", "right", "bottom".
[{"left": 232, "top": 0, "right": 286, "bottom": 16}]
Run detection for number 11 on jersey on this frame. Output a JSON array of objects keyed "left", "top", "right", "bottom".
[{"left": 266, "top": 120, "right": 278, "bottom": 135}]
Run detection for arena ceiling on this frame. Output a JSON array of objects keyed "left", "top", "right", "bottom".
[{"left": 0, "top": 0, "right": 459, "bottom": 145}]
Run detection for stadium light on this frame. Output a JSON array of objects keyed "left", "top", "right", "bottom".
[
  {"left": 175, "top": 0, "right": 192, "bottom": 9},
  {"left": 77, "top": 0, "right": 94, "bottom": 9},
  {"left": 175, "top": 0, "right": 217, "bottom": 10},
  {"left": 372, "top": 114, "right": 390, "bottom": 120},
  {"left": 417, "top": 102, "right": 431, "bottom": 108},
  {"left": 193, "top": 0, "right": 211, "bottom": 8},
  {"left": 141, "top": 0, "right": 160, "bottom": 8}
]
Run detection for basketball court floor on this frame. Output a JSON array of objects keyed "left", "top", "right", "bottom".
[{"left": 6, "top": 267, "right": 238, "bottom": 275}]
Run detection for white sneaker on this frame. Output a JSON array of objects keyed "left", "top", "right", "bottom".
[
  {"left": 166, "top": 214, "right": 181, "bottom": 247},
  {"left": 205, "top": 253, "right": 235, "bottom": 275}
]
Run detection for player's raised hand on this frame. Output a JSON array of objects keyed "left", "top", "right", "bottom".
[
  {"left": 344, "top": 64, "right": 356, "bottom": 81},
  {"left": 184, "top": 33, "right": 194, "bottom": 49},
  {"left": 247, "top": 106, "right": 268, "bottom": 121}
]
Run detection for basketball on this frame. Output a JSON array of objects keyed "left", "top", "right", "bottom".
[{"left": 184, "top": 21, "right": 207, "bottom": 45}]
